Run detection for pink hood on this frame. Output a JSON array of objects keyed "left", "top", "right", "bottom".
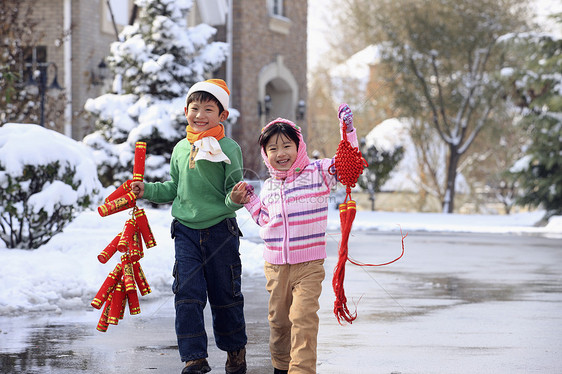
[{"left": 261, "top": 118, "right": 311, "bottom": 181}]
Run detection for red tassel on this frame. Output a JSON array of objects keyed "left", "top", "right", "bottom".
[{"left": 332, "top": 200, "right": 358, "bottom": 324}]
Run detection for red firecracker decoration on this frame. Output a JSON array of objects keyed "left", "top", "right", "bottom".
[
  {"left": 98, "top": 191, "right": 137, "bottom": 217},
  {"left": 133, "top": 141, "right": 146, "bottom": 181},
  {"left": 107, "top": 280, "right": 127, "bottom": 325},
  {"left": 117, "top": 219, "right": 137, "bottom": 253},
  {"left": 133, "top": 261, "right": 151, "bottom": 296},
  {"left": 96, "top": 293, "right": 114, "bottom": 332},
  {"left": 92, "top": 141, "right": 157, "bottom": 332},
  {"left": 129, "top": 228, "right": 143, "bottom": 262},
  {"left": 104, "top": 180, "right": 133, "bottom": 203},
  {"left": 134, "top": 208, "right": 157, "bottom": 248},
  {"left": 330, "top": 107, "right": 406, "bottom": 325},
  {"left": 91, "top": 263, "right": 122, "bottom": 309},
  {"left": 97, "top": 233, "right": 121, "bottom": 264}
]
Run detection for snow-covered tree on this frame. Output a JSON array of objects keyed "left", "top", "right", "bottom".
[
  {"left": 84, "top": 0, "right": 229, "bottom": 186},
  {"left": 332, "top": 0, "right": 532, "bottom": 213},
  {"left": 502, "top": 30, "right": 562, "bottom": 219},
  {"left": 358, "top": 143, "right": 403, "bottom": 211},
  {"left": 358, "top": 121, "right": 405, "bottom": 211}
]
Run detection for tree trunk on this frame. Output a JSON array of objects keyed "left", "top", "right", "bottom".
[{"left": 443, "top": 146, "right": 460, "bottom": 213}]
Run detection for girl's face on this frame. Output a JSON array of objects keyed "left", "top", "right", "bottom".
[
  {"left": 265, "top": 133, "right": 298, "bottom": 171},
  {"left": 185, "top": 100, "right": 228, "bottom": 133}
]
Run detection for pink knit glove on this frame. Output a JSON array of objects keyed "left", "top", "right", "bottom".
[{"left": 338, "top": 103, "right": 354, "bottom": 132}]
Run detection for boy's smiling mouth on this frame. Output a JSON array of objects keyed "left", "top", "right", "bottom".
[{"left": 192, "top": 122, "right": 211, "bottom": 129}]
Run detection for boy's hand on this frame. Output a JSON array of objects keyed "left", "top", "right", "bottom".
[
  {"left": 131, "top": 181, "right": 144, "bottom": 199},
  {"left": 338, "top": 103, "right": 354, "bottom": 133},
  {"left": 231, "top": 181, "right": 252, "bottom": 205}
]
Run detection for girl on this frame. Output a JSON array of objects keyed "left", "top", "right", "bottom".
[{"left": 231, "top": 104, "right": 358, "bottom": 374}]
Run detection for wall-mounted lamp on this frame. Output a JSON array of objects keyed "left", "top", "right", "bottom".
[
  {"left": 90, "top": 58, "right": 108, "bottom": 86},
  {"left": 25, "top": 61, "right": 62, "bottom": 127},
  {"left": 296, "top": 99, "right": 306, "bottom": 120},
  {"left": 258, "top": 94, "right": 272, "bottom": 117}
]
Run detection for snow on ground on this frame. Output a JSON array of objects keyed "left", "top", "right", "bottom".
[{"left": 0, "top": 202, "right": 560, "bottom": 316}]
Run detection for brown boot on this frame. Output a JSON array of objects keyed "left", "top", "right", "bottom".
[
  {"left": 225, "top": 347, "right": 246, "bottom": 374},
  {"left": 182, "top": 358, "right": 211, "bottom": 374}
]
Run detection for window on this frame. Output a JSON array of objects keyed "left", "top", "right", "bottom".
[
  {"left": 268, "top": 0, "right": 291, "bottom": 34},
  {"left": 271, "top": 0, "right": 284, "bottom": 17},
  {"left": 101, "top": 0, "right": 134, "bottom": 35},
  {"left": 21, "top": 46, "right": 47, "bottom": 82}
]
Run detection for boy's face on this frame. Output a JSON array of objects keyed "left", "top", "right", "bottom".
[
  {"left": 265, "top": 134, "right": 298, "bottom": 171},
  {"left": 185, "top": 99, "right": 228, "bottom": 133}
]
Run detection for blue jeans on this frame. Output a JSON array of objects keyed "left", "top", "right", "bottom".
[{"left": 171, "top": 218, "right": 247, "bottom": 362}]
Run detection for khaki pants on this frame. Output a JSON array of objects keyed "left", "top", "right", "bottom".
[{"left": 264, "top": 259, "right": 325, "bottom": 374}]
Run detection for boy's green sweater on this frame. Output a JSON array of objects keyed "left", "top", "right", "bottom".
[{"left": 143, "top": 137, "right": 244, "bottom": 229}]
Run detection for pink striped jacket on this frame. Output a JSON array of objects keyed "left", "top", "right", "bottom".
[{"left": 244, "top": 130, "right": 358, "bottom": 264}]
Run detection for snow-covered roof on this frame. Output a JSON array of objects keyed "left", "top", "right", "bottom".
[
  {"left": 330, "top": 45, "right": 381, "bottom": 81},
  {"left": 365, "top": 118, "right": 469, "bottom": 194}
]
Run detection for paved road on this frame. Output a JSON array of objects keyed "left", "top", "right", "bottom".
[
  {"left": 0, "top": 275, "right": 272, "bottom": 374},
  {"left": 0, "top": 231, "right": 560, "bottom": 373}
]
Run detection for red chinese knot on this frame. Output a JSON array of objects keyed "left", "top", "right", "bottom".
[
  {"left": 334, "top": 130, "right": 368, "bottom": 192},
  {"left": 330, "top": 120, "right": 405, "bottom": 325}
]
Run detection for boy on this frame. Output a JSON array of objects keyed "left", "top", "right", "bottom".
[{"left": 132, "top": 79, "right": 247, "bottom": 374}]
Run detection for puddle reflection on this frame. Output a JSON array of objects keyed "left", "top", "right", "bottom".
[{"left": 0, "top": 322, "right": 93, "bottom": 373}]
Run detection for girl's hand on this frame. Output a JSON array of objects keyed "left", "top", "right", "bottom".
[
  {"left": 338, "top": 103, "right": 354, "bottom": 133},
  {"left": 231, "top": 181, "right": 251, "bottom": 204},
  {"left": 131, "top": 181, "right": 144, "bottom": 198}
]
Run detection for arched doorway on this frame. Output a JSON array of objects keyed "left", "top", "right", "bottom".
[{"left": 258, "top": 55, "right": 299, "bottom": 125}]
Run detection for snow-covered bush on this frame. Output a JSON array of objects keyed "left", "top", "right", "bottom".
[{"left": 0, "top": 124, "right": 102, "bottom": 249}]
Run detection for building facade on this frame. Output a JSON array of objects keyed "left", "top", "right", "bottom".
[{"left": 17, "top": 0, "right": 307, "bottom": 177}]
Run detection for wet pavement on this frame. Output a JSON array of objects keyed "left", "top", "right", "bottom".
[
  {"left": 0, "top": 279, "right": 272, "bottom": 374},
  {"left": 0, "top": 231, "right": 561, "bottom": 373}
]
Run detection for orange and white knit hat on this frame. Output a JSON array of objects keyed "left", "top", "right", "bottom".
[{"left": 186, "top": 79, "right": 230, "bottom": 110}]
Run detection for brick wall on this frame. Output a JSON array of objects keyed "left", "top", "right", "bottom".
[
  {"left": 71, "top": 0, "right": 116, "bottom": 139},
  {"left": 19, "top": 0, "right": 65, "bottom": 133},
  {"left": 23, "top": 0, "right": 116, "bottom": 139},
  {"left": 231, "top": 0, "right": 308, "bottom": 176},
  {"left": 22, "top": 0, "right": 308, "bottom": 176}
]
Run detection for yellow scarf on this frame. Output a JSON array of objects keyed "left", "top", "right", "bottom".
[{"left": 186, "top": 124, "right": 225, "bottom": 143}]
